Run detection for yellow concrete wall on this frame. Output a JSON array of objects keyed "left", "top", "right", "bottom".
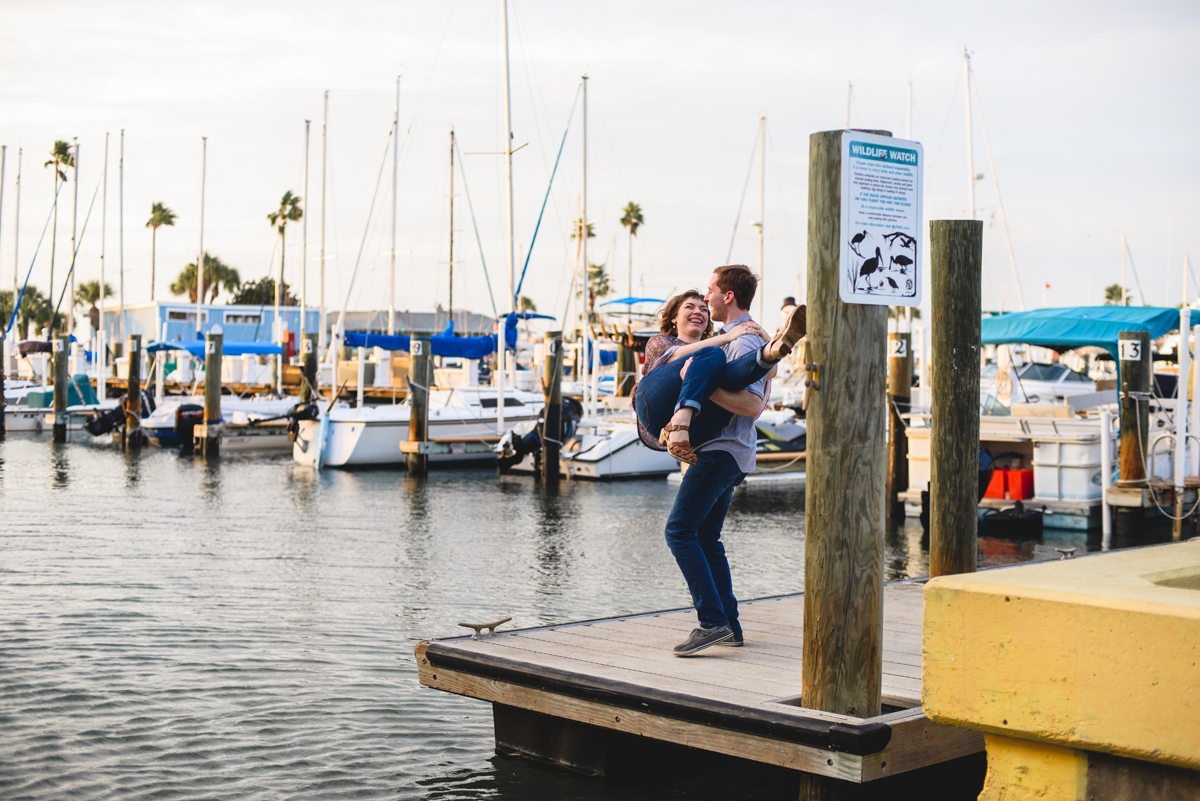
[
  {"left": 978, "top": 735, "right": 1085, "bottom": 801},
  {"left": 923, "top": 541, "right": 1200, "bottom": 771}
]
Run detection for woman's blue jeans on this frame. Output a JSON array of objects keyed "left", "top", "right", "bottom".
[{"left": 634, "top": 344, "right": 772, "bottom": 449}]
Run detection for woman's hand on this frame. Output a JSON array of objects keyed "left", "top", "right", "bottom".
[{"left": 720, "top": 322, "right": 768, "bottom": 342}]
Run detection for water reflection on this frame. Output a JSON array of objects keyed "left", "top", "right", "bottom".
[
  {"left": 51, "top": 443, "right": 69, "bottom": 489},
  {"left": 532, "top": 482, "right": 578, "bottom": 596}
]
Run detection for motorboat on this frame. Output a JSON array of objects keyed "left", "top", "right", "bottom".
[
  {"left": 142, "top": 396, "right": 300, "bottom": 449},
  {"left": 293, "top": 386, "right": 544, "bottom": 468}
]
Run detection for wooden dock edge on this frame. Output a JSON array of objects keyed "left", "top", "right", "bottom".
[{"left": 415, "top": 641, "right": 982, "bottom": 783}]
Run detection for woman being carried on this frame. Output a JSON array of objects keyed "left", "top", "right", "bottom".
[{"left": 634, "top": 290, "right": 806, "bottom": 464}]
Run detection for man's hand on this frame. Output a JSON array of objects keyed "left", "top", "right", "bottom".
[{"left": 710, "top": 387, "right": 766, "bottom": 417}]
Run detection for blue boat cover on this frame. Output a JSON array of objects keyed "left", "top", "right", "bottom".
[
  {"left": 145, "top": 340, "right": 284, "bottom": 358},
  {"left": 981, "top": 306, "right": 1199, "bottom": 358},
  {"left": 599, "top": 296, "right": 665, "bottom": 307},
  {"left": 344, "top": 313, "right": 556, "bottom": 357}
]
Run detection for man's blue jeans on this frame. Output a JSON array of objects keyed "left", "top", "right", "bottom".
[
  {"left": 635, "top": 345, "right": 772, "bottom": 450},
  {"left": 665, "top": 449, "right": 746, "bottom": 634}
]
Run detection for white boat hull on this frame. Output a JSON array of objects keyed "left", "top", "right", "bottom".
[{"left": 294, "top": 388, "right": 544, "bottom": 468}]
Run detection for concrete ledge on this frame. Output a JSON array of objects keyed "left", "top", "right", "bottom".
[{"left": 923, "top": 540, "right": 1200, "bottom": 771}]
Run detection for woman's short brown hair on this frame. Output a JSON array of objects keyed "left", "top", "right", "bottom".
[{"left": 658, "top": 290, "right": 714, "bottom": 338}]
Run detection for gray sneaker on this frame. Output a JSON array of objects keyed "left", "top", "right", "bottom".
[
  {"left": 717, "top": 632, "right": 744, "bottom": 647},
  {"left": 673, "top": 625, "right": 734, "bottom": 656}
]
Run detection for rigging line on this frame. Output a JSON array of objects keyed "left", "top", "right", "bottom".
[
  {"left": 334, "top": 126, "right": 395, "bottom": 340},
  {"left": 971, "top": 68, "right": 1025, "bottom": 311},
  {"left": 50, "top": 174, "right": 104, "bottom": 332},
  {"left": 454, "top": 136, "right": 498, "bottom": 318},
  {"left": 928, "top": 63, "right": 962, "bottom": 176},
  {"left": 513, "top": 83, "right": 582, "bottom": 305},
  {"left": 1124, "top": 238, "right": 1148, "bottom": 306},
  {"left": 725, "top": 128, "right": 760, "bottom": 264},
  {"left": 765, "top": 126, "right": 804, "bottom": 284},
  {"left": 5, "top": 177, "right": 66, "bottom": 335}
]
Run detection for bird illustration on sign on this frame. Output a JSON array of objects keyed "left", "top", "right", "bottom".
[{"left": 846, "top": 229, "right": 917, "bottom": 298}]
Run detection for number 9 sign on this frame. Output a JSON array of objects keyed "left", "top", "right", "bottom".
[{"left": 411, "top": 340, "right": 424, "bottom": 356}]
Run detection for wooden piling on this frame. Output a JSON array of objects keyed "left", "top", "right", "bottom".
[
  {"left": 53, "top": 335, "right": 69, "bottom": 443},
  {"left": 197, "top": 327, "right": 223, "bottom": 457},
  {"left": 541, "top": 331, "right": 563, "bottom": 485},
  {"left": 886, "top": 331, "right": 911, "bottom": 522},
  {"left": 124, "top": 334, "right": 143, "bottom": 451},
  {"left": 1116, "top": 330, "right": 1151, "bottom": 537},
  {"left": 801, "top": 129, "right": 888, "bottom": 743},
  {"left": 301, "top": 334, "right": 318, "bottom": 403},
  {"left": 406, "top": 338, "right": 430, "bottom": 477},
  {"left": 929, "top": 220, "right": 983, "bottom": 577},
  {"left": 615, "top": 343, "right": 635, "bottom": 397}
]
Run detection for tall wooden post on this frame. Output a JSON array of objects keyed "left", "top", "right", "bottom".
[
  {"left": 197, "top": 326, "right": 223, "bottom": 457},
  {"left": 615, "top": 342, "right": 635, "bottom": 397},
  {"left": 301, "top": 334, "right": 318, "bottom": 403},
  {"left": 886, "top": 331, "right": 912, "bottom": 521},
  {"left": 801, "top": 130, "right": 888, "bottom": 752},
  {"left": 124, "top": 334, "right": 143, "bottom": 451},
  {"left": 929, "top": 220, "right": 983, "bottom": 577},
  {"left": 53, "top": 335, "right": 69, "bottom": 443},
  {"left": 1116, "top": 330, "right": 1151, "bottom": 538},
  {"left": 541, "top": 331, "right": 563, "bottom": 485},
  {"left": 407, "top": 338, "right": 430, "bottom": 477}
]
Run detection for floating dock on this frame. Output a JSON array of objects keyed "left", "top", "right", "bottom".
[{"left": 416, "top": 579, "right": 982, "bottom": 784}]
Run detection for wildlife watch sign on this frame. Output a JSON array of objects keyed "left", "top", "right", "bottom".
[{"left": 839, "top": 131, "right": 923, "bottom": 307}]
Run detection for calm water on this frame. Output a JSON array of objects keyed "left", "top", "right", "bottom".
[{"left": 0, "top": 435, "right": 1095, "bottom": 800}]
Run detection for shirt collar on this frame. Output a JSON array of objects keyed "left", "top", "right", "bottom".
[{"left": 722, "top": 313, "right": 753, "bottom": 329}]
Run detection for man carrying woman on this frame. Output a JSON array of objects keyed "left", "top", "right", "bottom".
[{"left": 634, "top": 264, "right": 806, "bottom": 655}]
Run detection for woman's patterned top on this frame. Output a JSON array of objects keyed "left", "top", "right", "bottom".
[{"left": 634, "top": 334, "right": 684, "bottom": 451}]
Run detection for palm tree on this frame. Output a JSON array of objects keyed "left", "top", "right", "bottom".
[
  {"left": 267, "top": 191, "right": 303, "bottom": 315},
  {"left": 516, "top": 294, "right": 537, "bottom": 313},
  {"left": 170, "top": 253, "right": 240, "bottom": 303},
  {"left": 3, "top": 285, "right": 57, "bottom": 340},
  {"left": 619, "top": 202, "right": 644, "bottom": 298},
  {"left": 577, "top": 263, "right": 611, "bottom": 321},
  {"left": 1104, "top": 283, "right": 1130, "bottom": 306},
  {"left": 145, "top": 202, "right": 177, "bottom": 302},
  {"left": 43, "top": 140, "right": 74, "bottom": 308},
  {"left": 75, "top": 279, "right": 115, "bottom": 336}
]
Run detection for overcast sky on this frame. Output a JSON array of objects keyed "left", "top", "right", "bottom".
[{"left": 2, "top": 0, "right": 1198, "bottom": 328}]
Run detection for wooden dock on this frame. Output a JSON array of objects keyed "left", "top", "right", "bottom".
[{"left": 416, "top": 579, "right": 982, "bottom": 783}]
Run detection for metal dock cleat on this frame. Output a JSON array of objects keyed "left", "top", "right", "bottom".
[
  {"left": 458, "top": 617, "right": 512, "bottom": 639},
  {"left": 1055, "top": 547, "right": 1076, "bottom": 560}
]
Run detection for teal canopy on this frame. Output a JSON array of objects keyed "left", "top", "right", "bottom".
[{"left": 981, "top": 306, "right": 1198, "bottom": 358}]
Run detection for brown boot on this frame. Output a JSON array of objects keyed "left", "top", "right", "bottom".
[{"left": 763, "top": 304, "right": 807, "bottom": 362}]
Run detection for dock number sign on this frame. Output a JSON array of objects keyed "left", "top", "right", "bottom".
[{"left": 839, "top": 131, "right": 924, "bottom": 308}]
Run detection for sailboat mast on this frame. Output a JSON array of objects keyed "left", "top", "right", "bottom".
[
  {"left": 971, "top": 68, "right": 1025, "bottom": 310},
  {"left": 302, "top": 119, "right": 310, "bottom": 347},
  {"left": 845, "top": 81, "right": 852, "bottom": 128},
  {"left": 757, "top": 114, "right": 765, "bottom": 321},
  {"left": 964, "top": 48, "right": 975, "bottom": 220},
  {"left": 582, "top": 74, "right": 592, "bottom": 417},
  {"left": 499, "top": 0, "right": 515, "bottom": 431},
  {"left": 12, "top": 148, "right": 20, "bottom": 344},
  {"left": 119, "top": 131, "right": 125, "bottom": 341},
  {"left": 69, "top": 139, "right": 78, "bottom": 339},
  {"left": 99, "top": 134, "right": 108, "bottom": 396},
  {"left": 448, "top": 128, "right": 455, "bottom": 322},
  {"left": 0, "top": 146, "right": 4, "bottom": 371},
  {"left": 389, "top": 75, "right": 399, "bottom": 336},
  {"left": 320, "top": 91, "right": 328, "bottom": 354},
  {"left": 196, "top": 136, "right": 206, "bottom": 335},
  {"left": 1121, "top": 233, "right": 1128, "bottom": 306}
]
